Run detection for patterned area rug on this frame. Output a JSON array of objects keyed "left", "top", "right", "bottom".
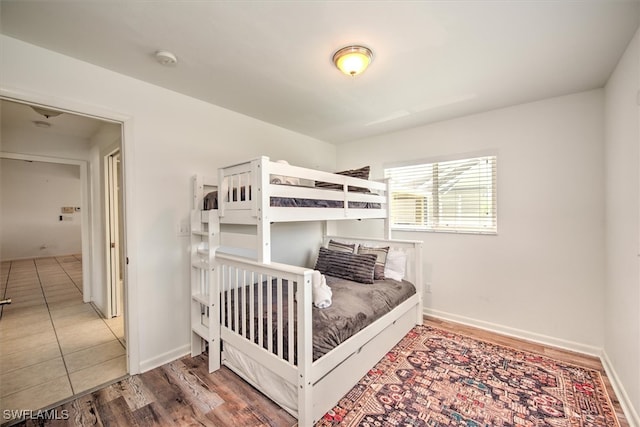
[{"left": 317, "top": 325, "right": 619, "bottom": 427}]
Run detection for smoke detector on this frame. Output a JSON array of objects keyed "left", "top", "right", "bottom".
[{"left": 155, "top": 50, "right": 178, "bottom": 66}]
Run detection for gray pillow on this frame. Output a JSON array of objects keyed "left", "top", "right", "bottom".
[
  {"left": 357, "top": 245, "right": 389, "bottom": 280},
  {"left": 327, "top": 239, "right": 356, "bottom": 253},
  {"left": 314, "top": 247, "right": 377, "bottom": 284}
]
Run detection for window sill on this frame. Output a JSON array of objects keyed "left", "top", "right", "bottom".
[{"left": 391, "top": 227, "right": 497, "bottom": 236}]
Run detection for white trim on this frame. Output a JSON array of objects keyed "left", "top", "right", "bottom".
[
  {"left": 104, "top": 147, "right": 123, "bottom": 319},
  {"left": 0, "top": 152, "right": 91, "bottom": 302},
  {"left": 0, "top": 88, "right": 140, "bottom": 375},
  {"left": 601, "top": 351, "right": 640, "bottom": 427},
  {"left": 139, "top": 345, "right": 191, "bottom": 373},
  {"left": 120, "top": 118, "right": 138, "bottom": 374},
  {"left": 424, "top": 308, "right": 602, "bottom": 356}
]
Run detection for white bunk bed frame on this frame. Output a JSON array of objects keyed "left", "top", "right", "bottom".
[{"left": 190, "top": 156, "right": 423, "bottom": 426}]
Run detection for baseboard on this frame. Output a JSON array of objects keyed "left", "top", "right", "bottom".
[
  {"left": 601, "top": 351, "right": 640, "bottom": 427},
  {"left": 139, "top": 344, "right": 191, "bottom": 373},
  {"left": 424, "top": 308, "right": 602, "bottom": 357}
]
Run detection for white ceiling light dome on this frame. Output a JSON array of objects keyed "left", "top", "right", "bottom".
[
  {"left": 155, "top": 50, "right": 178, "bottom": 66},
  {"left": 333, "top": 45, "right": 373, "bottom": 76}
]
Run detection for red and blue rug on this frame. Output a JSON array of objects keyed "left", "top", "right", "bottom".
[{"left": 317, "top": 325, "right": 619, "bottom": 427}]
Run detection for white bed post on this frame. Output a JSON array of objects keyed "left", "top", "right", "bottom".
[
  {"left": 324, "top": 220, "right": 337, "bottom": 240},
  {"left": 384, "top": 177, "right": 392, "bottom": 240},
  {"left": 209, "top": 256, "right": 221, "bottom": 372},
  {"left": 207, "top": 209, "right": 221, "bottom": 372},
  {"left": 192, "top": 175, "right": 202, "bottom": 210},
  {"left": 415, "top": 242, "right": 424, "bottom": 325},
  {"left": 297, "top": 270, "right": 314, "bottom": 426},
  {"left": 255, "top": 157, "right": 271, "bottom": 264},
  {"left": 218, "top": 167, "right": 226, "bottom": 219}
]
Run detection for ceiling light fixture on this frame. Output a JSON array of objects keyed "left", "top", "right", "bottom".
[
  {"left": 155, "top": 50, "right": 178, "bottom": 66},
  {"left": 333, "top": 45, "right": 373, "bottom": 76},
  {"left": 31, "top": 106, "right": 63, "bottom": 118}
]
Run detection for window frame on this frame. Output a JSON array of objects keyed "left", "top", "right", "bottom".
[{"left": 384, "top": 152, "right": 498, "bottom": 235}]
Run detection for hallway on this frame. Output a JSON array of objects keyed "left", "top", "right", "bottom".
[{"left": 0, "top": 256, "right": 126, "bottom": 417}]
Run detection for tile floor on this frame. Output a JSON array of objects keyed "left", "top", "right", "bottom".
[{"left": 0, "top": 255, "right": 127, "bottom": 418}]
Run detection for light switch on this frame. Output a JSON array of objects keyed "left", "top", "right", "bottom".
[{"left": 178, "top": 219, "right": 190, "bottom": 236}]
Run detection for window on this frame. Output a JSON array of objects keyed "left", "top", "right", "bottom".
[{"left": 384, "top": 155, "right": 497, "bottom": 234}]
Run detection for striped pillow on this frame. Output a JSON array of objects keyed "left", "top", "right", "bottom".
[
  {"left": 314, "top": 247, "right": 377, "bottom": 284},
  {"left": 327, "top": 239, "right": 357, "bottom": 253},
  {"left": 357, "top": 245, "right": 389, "bottom": 280}
]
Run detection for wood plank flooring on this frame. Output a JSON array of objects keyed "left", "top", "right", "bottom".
[{"left": 7, "top": 317, "right": 631, "bottom": 427}]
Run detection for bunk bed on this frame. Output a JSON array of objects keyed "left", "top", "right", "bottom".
[{"left": 190, "top": 157, "right": 423, "bottom": 426}]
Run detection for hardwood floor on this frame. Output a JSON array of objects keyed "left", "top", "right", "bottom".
[
  {"left": 8, "top": 356, "right": 295, "bottom": 427},
  {"left": 8, "top": 317, "right": 631, "bottom": 427}
]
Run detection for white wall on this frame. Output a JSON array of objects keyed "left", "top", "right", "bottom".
[
  {"left": 0, "top": 158, "right": 81, "bottom": 260},
  {"left": 337, "top": 90, "right": 606, "bottom": 354},
  {"left": 604, "top": 28, "right": 640, "bottom": 424},
  {"left": 0, "top": 35, "right": 336, "bottom": 372}
]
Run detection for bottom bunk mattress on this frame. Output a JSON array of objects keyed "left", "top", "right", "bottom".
[{"left": 222, "top": 275, "right": 416, "bottom": 362}]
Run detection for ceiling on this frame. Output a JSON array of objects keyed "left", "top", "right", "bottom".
[
  {"left": 1, "top": 99, "right": 113, "bottom": 142},
  {"left": 1, "top": 1, "right": 638, "bottom": 144}
]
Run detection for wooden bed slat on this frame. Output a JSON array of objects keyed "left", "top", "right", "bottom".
[
  {"left": 258, "top": 273, "right": 264, "bottom": 349},
  {"left": 249, "top": 271, "right": 255, "bottom": 344},
  {"left": 266, "top": 274, "right": 273, "bottom": 354},
  {"left": 277, "top": 277, "right": 283, "bottom": 359},
  {"left": 288, "top": 280, "right": 294, "bottom": 364}
]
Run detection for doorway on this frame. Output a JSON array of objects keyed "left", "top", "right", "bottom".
[{"left": 0, "top": 98, "right": 129, "bottom": 417}]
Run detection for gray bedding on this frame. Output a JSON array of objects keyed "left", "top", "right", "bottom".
[
  {"left": 223, "top": 275, "right": 416, "bottom": 362},
  {"left": 203, "top": 189, "right": 381, "bottom": 211}
]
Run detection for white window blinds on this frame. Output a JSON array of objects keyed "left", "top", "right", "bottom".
[{"left": 384, "top": 155, "right": 497, "bottom": 234}]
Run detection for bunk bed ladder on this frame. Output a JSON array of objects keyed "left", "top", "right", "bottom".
[{"left": 190, "top": 208, "right": 221, "bottom": 372}]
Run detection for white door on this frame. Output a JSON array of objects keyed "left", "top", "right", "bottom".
[{"left": 106, "top": 150, "right": 123, "bottom": 318}]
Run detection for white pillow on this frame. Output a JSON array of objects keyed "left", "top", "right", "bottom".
[
  {"left": 270, "top": 160, "right": 300, "bottom": 186},
  {"left": 270, "top": 175, "right": 300, "bottom": 186},
  {"left": 384, "top": 250, "right": 406, "bottom": 281}
]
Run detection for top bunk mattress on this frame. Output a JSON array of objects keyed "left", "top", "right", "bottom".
[{"left": 203, "top": 189, "right": 381, "bottom": 211}]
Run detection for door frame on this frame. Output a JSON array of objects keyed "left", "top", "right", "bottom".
[
  {"left": 105, "top": 148, "right": 123, "bottom": 319},
  {"left": 0, "top": 89, "right": 139, "bottom": 374}
]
